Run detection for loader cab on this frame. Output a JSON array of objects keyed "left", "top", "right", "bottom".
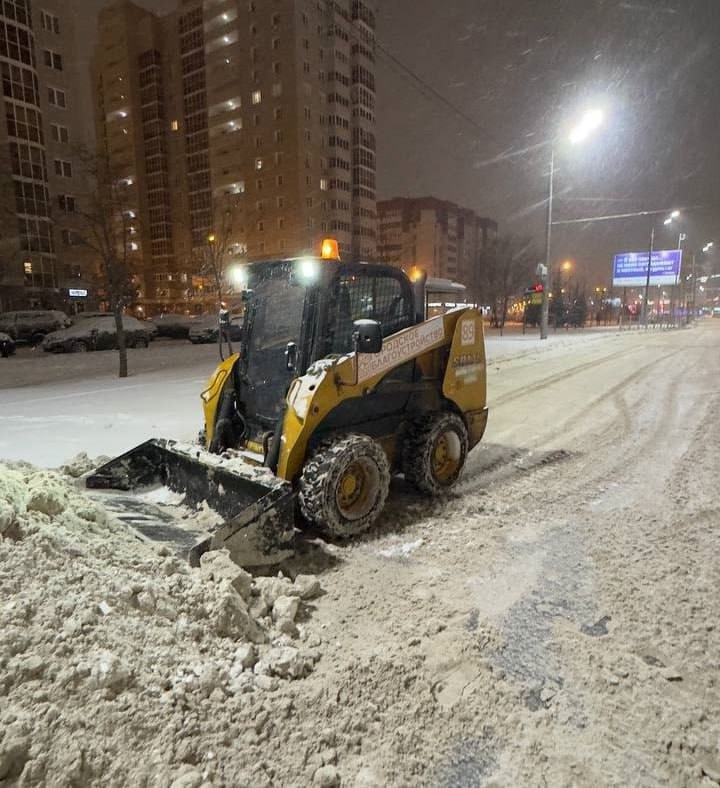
[{"left": 233, "top": 256, "right": 417, "bottom": 448}]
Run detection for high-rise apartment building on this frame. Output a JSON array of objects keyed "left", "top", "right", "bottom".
[
  {"left": 377, "top": 197, "right": 497, "bottom": 300},
  {"left": 0, "top": 0, "right": 99, "bottom": 311},
  {"left": 93, "top": 0, "right": 378, "bottom": 315}
]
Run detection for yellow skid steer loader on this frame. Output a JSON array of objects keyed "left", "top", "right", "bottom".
[{"left": 86, "top": 246, "right": 488, "bottom": 567}]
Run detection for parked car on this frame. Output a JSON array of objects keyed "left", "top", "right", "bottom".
[
  {"left": 0, "top": 331, "right": 16, "bottom": 357},
  {"left": 72, "top": 311, "right": 159, "bottom": 338},
  {"left": 150, "top": 313, "right": 197, "bottom": 339},
  {"left": 188, "top": 314, "right": 244, "bottom": 344},
  {"left": 72, "top": 311, "right": 112, "bottom": 320},
  {"left": 0, "top": 310, "right": 71, "bottom": 343},
  {"left": 41, "top": 315, "right": 155, "bottom": 353}
]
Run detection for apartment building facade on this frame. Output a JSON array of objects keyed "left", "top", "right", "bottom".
[
  {"left": 93, "top": 0, "right": 378, "bottom": 315},
  {"left": 0, "top": 0, "right": 99, "bottom": 312},
  {"left": 377, "top": 197, "right": 498, "bottom": 301}
]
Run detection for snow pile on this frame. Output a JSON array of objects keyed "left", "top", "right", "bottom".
[{"left": 0, "top": 462, "right": 324, "bottom": 786}]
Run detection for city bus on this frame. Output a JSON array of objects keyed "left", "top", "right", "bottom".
[{"left": 425, "top": 277, "right": 469, "bottom": 317}]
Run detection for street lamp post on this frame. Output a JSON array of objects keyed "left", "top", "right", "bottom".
[
  {"left": 540, "top": 108, "right": 605, "bottom": 340},
  {"left": 689, "top": 242, "right": 714, "bottom": 322},
  {"left": 642, "top": 226, "right": 655, "bottom": 328},
  {"left": 540, "top": 148, "right": 555, "bottom": 339},
  {"left": 643, "top": 211, "right": 679, "bottom": 328}
]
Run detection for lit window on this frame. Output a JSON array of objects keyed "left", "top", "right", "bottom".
[
  {"left": 320, "top": 178, "right": 329, "bottom": 191},
  {"left": 255, "top": 158, "right": 263, "bottom": 170},
  {"left": 24, "top": 260, "right": 32, "bottom": 274},
  {"left": 171, "top": 119, "right": 179, "bottom": 131},
  {"left": 252, "top": 90, "right": 262, "bottom": 105}
]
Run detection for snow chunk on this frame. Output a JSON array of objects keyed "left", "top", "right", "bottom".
[
  {"left": 378, "top": 538, "right": 424, "bottom": 559},
  {"left": 0, "top": 467, "right": 26, "bottom": 538}
]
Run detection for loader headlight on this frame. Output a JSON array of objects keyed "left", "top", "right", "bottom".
[{"left": 296, "top": 257, "right": 319, "bottom": 284}]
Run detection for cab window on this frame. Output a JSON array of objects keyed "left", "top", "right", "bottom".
[{"left": 328, "top": 271, "right": 414, "bottom": 354}]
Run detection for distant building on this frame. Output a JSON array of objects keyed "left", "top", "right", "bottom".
[
  {"left": 377, "top": 197, "right": 497, "bottom": 301},
  {"left": 93, "top": 0, "right": 378, "bottom": 315},
  {"left": 0, "top": 0, "right": 99, "bottom": 312}
]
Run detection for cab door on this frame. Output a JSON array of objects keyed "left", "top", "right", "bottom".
[{"left": 318, "top": 265, "right": 417, "bottom": 433}]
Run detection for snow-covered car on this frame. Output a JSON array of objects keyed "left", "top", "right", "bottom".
[
  {"left": 0, "top": 331, "right": 16, "bottom": 357},
  {"left": 188, "top": 314, "right": 243, "bottom": 344},
  {"left": 72, "top": 312, "right": 159, "bottom": 339},
  {"left": 0, "top": 310, "right": 71, "bottom": 343},
  {"left": 150, "top": 313, "right": 197, "bottom": 339},
  {"left": 40, "top": 316, "right": 155, "bottom": 353}
]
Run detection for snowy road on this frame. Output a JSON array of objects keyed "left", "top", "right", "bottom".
[
  {"left": 0, "top": 327, "right": 625, "bottom": 467},
  {"left": 1, "top": 321, "right": 718, "bottom": 785},
  {"left": 296, "top": 321, "right": 720, "bottom": 786}
]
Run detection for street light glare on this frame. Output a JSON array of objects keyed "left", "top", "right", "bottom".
[
  {"left": 663, "top": 218, "right": 673, "bottom": 225},
  {"left": 671, "top": 210, "right": 680, "bottom": 219},
  {"left": 569, "top": 108, "right": 604, "bottom": 144}
]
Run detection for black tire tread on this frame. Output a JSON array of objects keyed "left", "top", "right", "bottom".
[
  {"left": 403, "top": 411, "right": 469, "bottom": 496},
  {"left": 299, "top": 433, "right": 390, "bottom": 538}
]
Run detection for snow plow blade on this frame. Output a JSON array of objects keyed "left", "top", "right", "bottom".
[{"left": 85, "top": 439, "right": 295, "bottom": 568}]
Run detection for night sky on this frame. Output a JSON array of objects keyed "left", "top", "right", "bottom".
[{"left": 94, "top": 0, "right": 720, "bottom": 286}]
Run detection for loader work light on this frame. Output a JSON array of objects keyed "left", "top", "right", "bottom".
[{"left": 297, "top": 257, "right": 320, "bottom": 283}]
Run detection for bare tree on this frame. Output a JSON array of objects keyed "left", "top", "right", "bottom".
[
  {"left": 196, "top": 196, "right": 241, "bottom": 305},
  {"left": 59, "top": 150, "right": 137, "bottom": 378},
  {"left": 481, "top": 235, "right": 538, "bottom": 332}
]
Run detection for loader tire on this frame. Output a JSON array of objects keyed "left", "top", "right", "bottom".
[
  {"left": 299, "top": 433, "right": 390, "bottom": 538},
  {"left": 403, "top": 412, "right": 468, "bottom": 495}
]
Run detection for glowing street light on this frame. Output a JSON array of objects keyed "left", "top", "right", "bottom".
[
  {"left": 541, "top": 108, "right": 606, "bottom": 339},
  {"left": 569, "top": 109, "right": 605, "bottom": 145}
]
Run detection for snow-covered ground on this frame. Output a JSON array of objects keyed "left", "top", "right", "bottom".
[
  {"left": 0, "top": 328, "right": 626, "bottom": 468},
  {"left": 2, "top": 323, "right": 718, "bottom": 786}
]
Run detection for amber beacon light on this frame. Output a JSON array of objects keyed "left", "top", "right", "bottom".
[{"left": 321, "top": 238, "right": 340, "bottom": 260}]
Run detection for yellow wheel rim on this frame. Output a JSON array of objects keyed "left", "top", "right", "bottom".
[
  {"left": 337, "top": 461, "right": 367, "bottom": 513},
  {"left": 432, "top": 431, "right": 461, "bottom": 482}
]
